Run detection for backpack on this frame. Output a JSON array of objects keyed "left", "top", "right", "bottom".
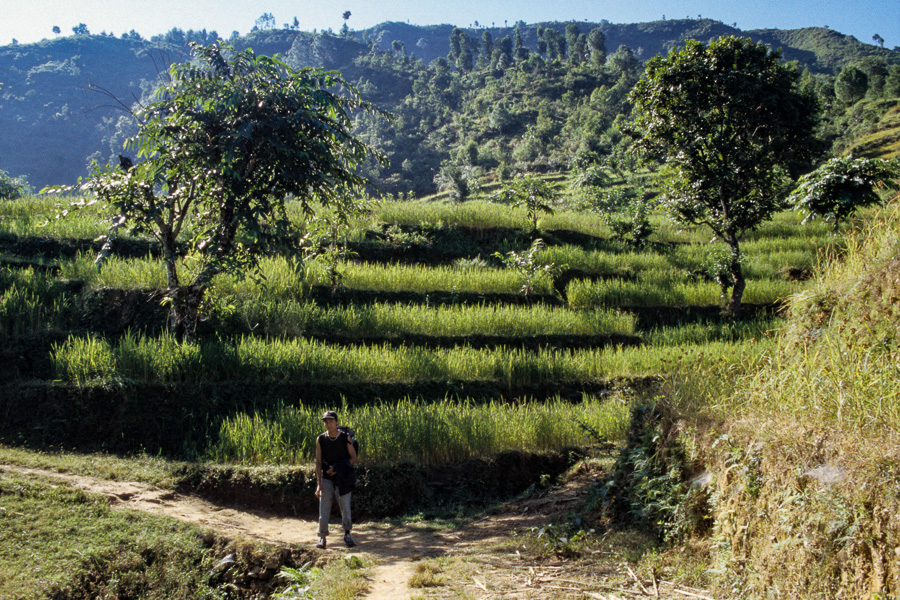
[{"left": 337, "top": 425, "right": 359, "bottom": 457}]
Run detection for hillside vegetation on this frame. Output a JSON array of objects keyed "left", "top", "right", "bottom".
[{"left": 1, "top": 19, "right": 898, "bottom": 191}]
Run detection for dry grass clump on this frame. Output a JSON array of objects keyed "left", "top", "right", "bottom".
[
  {"left": 697, "top": 420, "right": 900, "bottom": 599},
  {"left": 409, "top": 559, "right": 445, "bottom": 588}
]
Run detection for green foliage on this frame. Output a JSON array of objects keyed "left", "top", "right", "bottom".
[
  {"left": 598, "top": 403, "right": 711, "bottom": 542},
  {"left": 434, "top": 163, "right": 481, "bottom": 203},
  {"left": 834, "top": 65, "right": 869, "bottom": 105},
  {"left": 529, "top": 516, "right": 593, "bottom": 558},
  {"left": 0, "top": 170, "right": 30, "bottom": 199},
  {"left": 789, "top": 156, "right": 900, "bottom": 228},
  {"left": 493, "top": 238, "right": 557, "bottom": 296},
  {"left": 603, "top": 198, "right": 654, "bottom": 249},
  {"left": 272, "top": 563, "right": 322, "bottom": 599},
  {"left": 629, "top": 36, "right": 820, "bottom": 316},
  {"left": 0, "top": 470, "right": 225, "bottom": 599}
]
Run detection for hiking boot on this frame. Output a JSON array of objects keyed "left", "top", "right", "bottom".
[
  {"left": 315, "top": 538, "right": 326, "bottom": 549},
  {"left": 343, "top": 533, "right": 356, "bottom": 548}
]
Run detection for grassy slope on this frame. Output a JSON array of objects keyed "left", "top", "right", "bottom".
[
  {"left": 663, "top": 201, "right": 900, "bottom": 597},
  {"left": 0, "top": 469, "right": 223, "bottom": 599},
  {"left": 846, "top": 99, "right": 900, "bottom": 159}
]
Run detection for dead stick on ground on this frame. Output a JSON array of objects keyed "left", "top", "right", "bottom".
[
  {"left": 595, "top": 584, "right": 646, "bottom": 597},
  {"left": 626, "top": 565, "right": 651, "bottom": 595},
  {"left": 673, "top": 589, "right": 716, "bottom": 600},
  {"left": 652, "top": 573, "right": 660, "bottom": 598},
  {"left": 541, "top": 585, "right": 583, "bottom": 591}
]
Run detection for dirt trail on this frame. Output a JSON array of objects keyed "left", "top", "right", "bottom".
[{"left": 1, "top": 463, "right": 714, "bottom": 599}]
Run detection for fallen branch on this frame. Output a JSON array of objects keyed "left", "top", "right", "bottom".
[
  {"left": 626, "top": 565, "right": 651, "bottom": 595},
  {"left": 659, "top": 580, "right": 716, "bottom": 600},
  {"left": 672, "top": 589, "right": 715, "bottom": 600},
  {"left": 541, "top": 585, "right": 583, "bottom": 591}
]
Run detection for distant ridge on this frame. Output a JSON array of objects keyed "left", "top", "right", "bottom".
[{"left": 1, "top": 19, "right": 897, "bottom": 190}]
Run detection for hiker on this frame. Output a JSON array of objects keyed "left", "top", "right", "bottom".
[{"left": 315, "top": 410, "right": 357, "bottom": 549}]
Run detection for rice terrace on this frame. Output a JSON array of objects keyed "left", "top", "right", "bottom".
[{"left": 1, "top": 8, "right": 899, "bottom": 600}]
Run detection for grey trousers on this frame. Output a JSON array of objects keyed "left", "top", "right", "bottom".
[{"left": 318, "top": 478, "right": 352, "bottom": 538}]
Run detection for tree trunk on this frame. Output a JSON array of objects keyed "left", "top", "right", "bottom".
[
  {"left": 726, "top": 237, "right": 744, "bottom": 318},
  {"left": 166, "top": 284, "right": 207, "bottom": 342}
]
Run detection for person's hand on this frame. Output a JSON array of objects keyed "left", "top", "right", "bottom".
[
  {"left": 326, "top": 466, "right": 336, "bottom": 476},
  {"left": 315, "top": 485, "right": 322, "bottom": 498}
]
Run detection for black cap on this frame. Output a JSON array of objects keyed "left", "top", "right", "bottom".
[{"left": 322, "top": 411, "right": 338, "bottom": 421}]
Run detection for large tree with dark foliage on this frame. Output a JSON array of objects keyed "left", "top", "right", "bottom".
[
  {"left": 628, "top": 36, "right": 819, "bottom": 316},
  {"left": 82, "top": 43, "right": 384, "bottom": 338}
]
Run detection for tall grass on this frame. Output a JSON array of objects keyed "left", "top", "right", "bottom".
[
  {"left": 58, "top": 251, "right": 172, "bottom": 289},
  {"left": 723, "top": 204, "right": 900, "bottom": 432},
  {"left": 306, "top": 261, "right": 555, "bottom": 295},
  {"left": 0, "top": 268, "right": 71, "bottom": 335},
  {"left": 0, "top": 195, "right": 113, "bottom": 239},
  {"left": 51, "top": 332, "right": 768, "bottom": 386},
  {"left": 229, "top": 300, "right": 635, "bottom": 338},
  {"left": 566, "top": 276, "right": 803, "bottom": 308},
  {"left": 210, "top": 395, "right": 631, "bottom": 466}
]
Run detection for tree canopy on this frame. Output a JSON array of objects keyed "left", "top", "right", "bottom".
[
  {"left": 628, "top": 36, "right": 819, "bottom": 316},
  {"left": 84, "top": 42, "right": 384, "bottom": 338}
]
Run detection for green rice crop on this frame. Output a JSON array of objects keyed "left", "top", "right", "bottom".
[
  {"left": 58, "top": 251, "right": 171, "bottom": 289},
  {"left": 566, "top": 275, "right": 806, "bottom": 308},
  {"left": 0, "top": 268, "right": 72, "bottom": 335},
  {"left": 210, "top": 395, "right": 631, "bottom": 466},
  {"left": 51, "top": 332, "right": 766, "bottom": 386},
  {"left": 374, "top": 199, "right": 613, "bottom": 237},
  {"left": 230, "top": 300, "right": 636, "bottom": 338},
  {"left": 0, "top": 195, "right": 116, "bottom": 239},
  {"left": 642, "top": 316, "right": 782, "bottom": 346},
  {"left": 306, "top": 261, "right": 555, "bottom": 296},
  {"left": 51, "top": 335, "right": 117, "bottom": 384},
  {"left": 537, "top": 244, "right": 674, "bottom": 273}
]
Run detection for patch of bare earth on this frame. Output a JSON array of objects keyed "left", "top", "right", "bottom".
[{"left": 0, "top": 463, "right": 715, "bottom": 599}]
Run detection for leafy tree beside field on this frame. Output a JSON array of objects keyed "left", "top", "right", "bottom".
[
  {"left": 72, "top": 43, "right": 384, "bottom": 339},
  {"left": 628, "top": 36, "right": 820, "bottom": 317},
  {"left": 0, "top": 168, "right": 30, "bottom": 199},
  {"left": 789, "top": 156, "right": 900, "bottom": 228}
]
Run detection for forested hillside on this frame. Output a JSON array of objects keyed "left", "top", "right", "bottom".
[{"left": 1, "top": 19, "right": 898, "bottom": 192}]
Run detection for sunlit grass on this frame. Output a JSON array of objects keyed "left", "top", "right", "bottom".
[
  {"left": 566, "top": 276, "right": 805, "bottom": 308},
  {"left": 227, "top": 300, "right": 636, "bottom": 338},
  {"left": 210, "top": 395, "right": 631, "bottom": 466},
  {"left": 51, "top": 331, "right": 769, "bottom": 386}
]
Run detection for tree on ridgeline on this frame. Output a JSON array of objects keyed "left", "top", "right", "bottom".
[
  {"left": 59, "top": 43, "right": 385, "bottom": 339},
  {"left": 628, "top": 36, "right": 820, "bottom": 317}
]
